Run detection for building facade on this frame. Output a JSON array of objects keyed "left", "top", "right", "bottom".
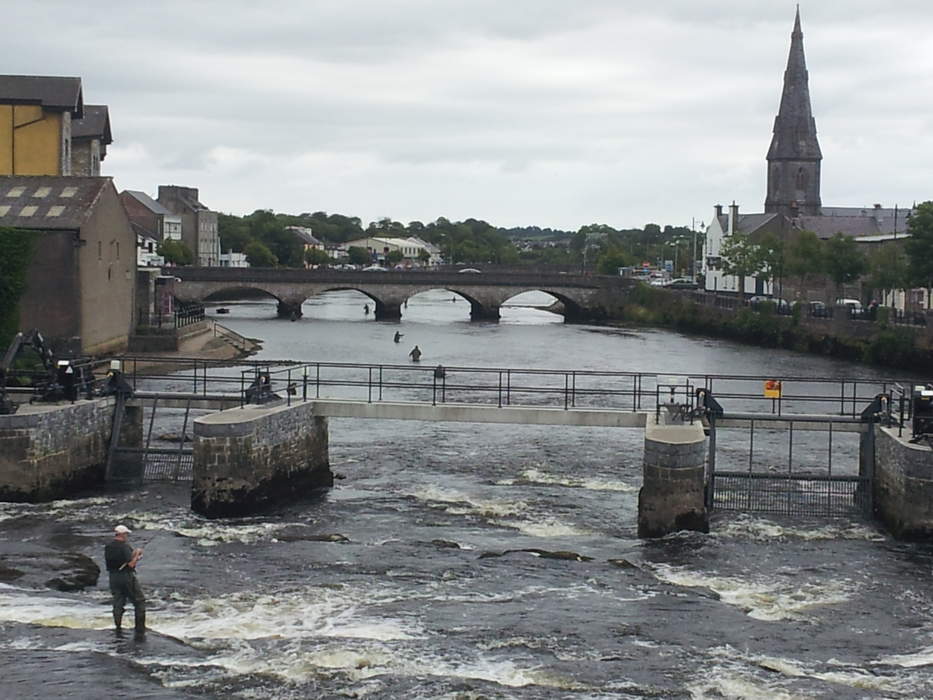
[
  {"left": 120, "top": 190, "right": 183, "bottom": 241},
  {"left": 156, "top": 185, "right": 220, "bottom": 266},
  {"left": 70, "top": 105, "right": 112, "bottom": 176},
  {"left": 0, "top": 75, "right": 83, "bottom": 176},
  {"left": 0, "top": 175, "right": 136, "bottom": 354}
]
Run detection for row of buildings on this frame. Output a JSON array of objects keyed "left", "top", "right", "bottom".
[
  {"left": 0, "top": 74, "right": 225, "bottom": 353},
  {"left": 702, "top": 9, "right": 919, "bottom": 310},
  {"left": 288, "top": 227, "right": 443, "bottom": 268}
]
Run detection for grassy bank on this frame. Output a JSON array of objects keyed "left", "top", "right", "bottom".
[{"left": 616, "top": 285, "right": 931, "bottom": 372}]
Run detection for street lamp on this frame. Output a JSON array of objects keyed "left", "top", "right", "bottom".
[{"left": 691, "top": 218, "right": 704, "bottom": 282}]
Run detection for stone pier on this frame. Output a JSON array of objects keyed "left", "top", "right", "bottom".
[
  {"left": 637, "top": 411, "right": 708, "bottom": 538},
  {"left": 0, "top": 398, "right": 141, "bottom": 501},
  {"left": 873, "top": 426, "right": 933, "bottom": 540},
  {"left": 192, "top": 400, "right": 333, "bottom": 518}
]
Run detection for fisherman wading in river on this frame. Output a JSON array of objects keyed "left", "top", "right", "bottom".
[{"left": 104, "top": 524, "right": 146, "bottom": 637}]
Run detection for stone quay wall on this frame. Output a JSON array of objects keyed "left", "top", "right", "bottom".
[
  {"left": 192, "top": 400, "right": 332, "bottom": 518},
  {"left": 0, "top": 399, "right": 126, "bottom": 501},
  {"left": 637, "top": 416, "right": 708, "bottom": 538},
  {"left": 873, "top": 426, "right": 933, "bottom": 540}
]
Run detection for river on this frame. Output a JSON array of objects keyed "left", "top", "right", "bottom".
[{"left": 1, "top": 289, "right": 932, "bottom": 699}]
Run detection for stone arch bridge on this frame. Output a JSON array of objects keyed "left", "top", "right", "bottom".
[{"left": 169, "top": 268, "right": 634, "bottom": 321}]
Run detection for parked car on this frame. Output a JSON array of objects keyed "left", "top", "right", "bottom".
[
  {"left": 665, "top": 278, "right": 699, "bottom": 290},
  {"left": 791, "top": 300, "right": 830, "bottom": 317},
  {"left": 749, "top": 296, "right": 790, "bottom": 312},
  {"left": 362, "top": 265, "right": 388, "bottom": 272},
  {"left": 458, "top": 268, "right": 482, "bottom": 274}
]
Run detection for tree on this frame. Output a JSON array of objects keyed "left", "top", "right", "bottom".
[
  {"left": 385, "top": 249, "right": 404, "bottom": 266},
  {"left": 784, "top": 230, "right": 824, "bottom": 300},
  {"left": 304, "top": 248, "right": 330, "bottom": 267},
  {"left": 244, "top": 240, "right": 277, "bottom": 267},
  {"left": 906, "top": 201, "right": 933, "bottom": 303},
  {"left": 720, "top": 231, "right": 766, "bottom": 299},
  {"left": 417, "top": 249, "right": 431, "bottom": 266},
  {"left": 823, "top": 233, "right": 867, "bottom": 299},
  {"left": 347, "top": 246, "right": 371, "bottom": 266},
  {"left": 596, "top": 246, "right": 634, "bottom": 275},
  {"left": 757, "top": 232, "right": 785, "bottom": 297},
  {"left": 865, "top": 245, "right": 908, "bottom": 307},
  {"left": 158, "top": 239, "right": 193, "bottom": 266}
]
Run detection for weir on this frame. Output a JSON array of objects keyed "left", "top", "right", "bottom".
[{"left": 1, "top": 358, "right": 930, "bottom": 539}]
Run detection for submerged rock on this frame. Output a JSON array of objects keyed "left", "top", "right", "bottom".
[
  {"left": 276, "top": 533, "right": 349, "bottom": 543},
  {"left": 431, "top": 539, "right": 462, "bottom": 549},
  {"left": 477, "top": 548, "right": 593, "bottom": 562},
  {"left": 0, "top": 551, "right": 100, "bottom": 591}
]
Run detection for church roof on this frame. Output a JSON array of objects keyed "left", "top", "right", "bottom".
[{"left": 766, "top": 8, "right": 821, "bottom": 161}]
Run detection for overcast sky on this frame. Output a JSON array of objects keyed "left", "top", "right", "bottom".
[{"left": 4, "top": 1, "right": 932, "bottom": 231}]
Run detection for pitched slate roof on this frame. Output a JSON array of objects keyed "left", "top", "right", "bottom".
[
  {"left": 715, "top": 212, "right": 781, "bottom": 235},
  {"left": 0, "top": 75, "right": 83, "bottom": 116},
  {"left": 794, "top": 214, "right": 882, "bottom": 239},
  {"left": 0, "top": 175, "right": 110, "bottom": 230},
  {"left": 123, "top": 189, "right": 174, "bottom": 216},
  {"left": 71, "top": 104, "right": 112, "bottom": 144}
]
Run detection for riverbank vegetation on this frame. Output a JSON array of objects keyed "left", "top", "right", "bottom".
[
  {"left": 213, "top": 209, "right": 702, "bottom": 273},
  {"left": 620, "top": 284, "right": 929, "bottom": 371},
  {"left": 0, "top": 227, "right": 39, "bottom": 347}
]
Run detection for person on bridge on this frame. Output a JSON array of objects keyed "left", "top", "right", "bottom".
[
  {"left": 104, "top": 524, "right": 146, "bottom": 638},
  {"left": 394, "top": 331, "right": 403, "bottom": 343},
  {"left": 409, "top": 345, "right": 422, "bottom": 362}
]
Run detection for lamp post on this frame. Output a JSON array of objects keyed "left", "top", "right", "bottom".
[{"left": 691, "top": 218, "right": 702, "bottom": 282}]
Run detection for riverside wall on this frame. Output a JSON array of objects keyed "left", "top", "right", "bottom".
[
  {"left": 0, "top": 398, "right": 141, "bottom": 501},
  {"left": 191, "top": 400, "right": 333, "bottom": 518}
]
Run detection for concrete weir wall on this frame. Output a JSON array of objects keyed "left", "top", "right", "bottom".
[
  {"left": 873, "top": 426, "right": 933, "bottom": 540},
  {"left": 192, "top": 401, "right": 333, "bottom": 518},
  {"left": 637, "top": 415, "right": 708, "bottom": 538},
  {"left": 0, "top": 399, "right": 138, "bottom": 502}
]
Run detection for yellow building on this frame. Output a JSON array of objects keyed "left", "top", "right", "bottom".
[{"left": 0, "top": 75, "right": 83, "bottom": 176}]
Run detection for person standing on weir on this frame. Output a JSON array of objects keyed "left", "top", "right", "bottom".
[{"left": 104, "top": 524, "right": 146, "bottom": 637}]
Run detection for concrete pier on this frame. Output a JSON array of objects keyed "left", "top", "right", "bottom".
[
  {"left": 637, "top": 413, "right": 708, "bottom": 538},
  {"left": 192, "top": 400, "right": 332, "bottom": 518}
]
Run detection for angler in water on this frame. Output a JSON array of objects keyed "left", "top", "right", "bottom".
[
  {"left": 409, "top": 345, "right": 422, "bottom": 362},
  {"left": 104, "top": 524, "right": 146, "bottom": 638},
  {"left": 394, "top": 331, "right": 403, "bottom": 343}
]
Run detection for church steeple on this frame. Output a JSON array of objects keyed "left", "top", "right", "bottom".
[{"left": 765, "top": 6, "right": 822, "bottom": 217}]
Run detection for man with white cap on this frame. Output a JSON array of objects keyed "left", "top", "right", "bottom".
[{"left": 104, "top": 524, "right": 146, "bottom": 636}]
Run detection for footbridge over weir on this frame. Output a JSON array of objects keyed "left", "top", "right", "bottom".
[{"left": 167, "top": 267, "right": 633, "bottom": 321}]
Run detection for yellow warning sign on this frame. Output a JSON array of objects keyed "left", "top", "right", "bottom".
[{"left": 764, "top": 379, "right": 782, "bottom": 399}]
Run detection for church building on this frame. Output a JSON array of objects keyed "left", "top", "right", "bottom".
[{"left": 703, "top": 8, "right": 912, "bottom": 298}]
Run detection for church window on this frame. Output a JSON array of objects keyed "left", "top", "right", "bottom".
[{"left": 795, "top": 168, "right": 808, "bottom": 189}]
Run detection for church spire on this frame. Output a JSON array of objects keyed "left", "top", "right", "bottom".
[{"left": 765, "top": 6, "right": 822, "bottom": 216}]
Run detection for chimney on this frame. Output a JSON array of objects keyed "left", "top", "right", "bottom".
[
  {"left": 728, "top": 202, "right": 739, "bottom": 235},
  {"left": 714, "top": 204, "right": 723, "bottom": 218},
  {"left": 873, "top": 203, "right": 883, "bottom": 223}
]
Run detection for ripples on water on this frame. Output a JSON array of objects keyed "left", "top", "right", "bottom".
[{"left": 1, "top": 290, "right": 932, "bottom": 699}]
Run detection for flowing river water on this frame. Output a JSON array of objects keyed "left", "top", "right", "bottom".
[{"left": 1, "top": 289, "right": 932, "bottom": 699}]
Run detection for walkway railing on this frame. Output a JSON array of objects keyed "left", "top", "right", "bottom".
[{"left": 106, "top": 355, "right": 914, "bottom": 424}]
